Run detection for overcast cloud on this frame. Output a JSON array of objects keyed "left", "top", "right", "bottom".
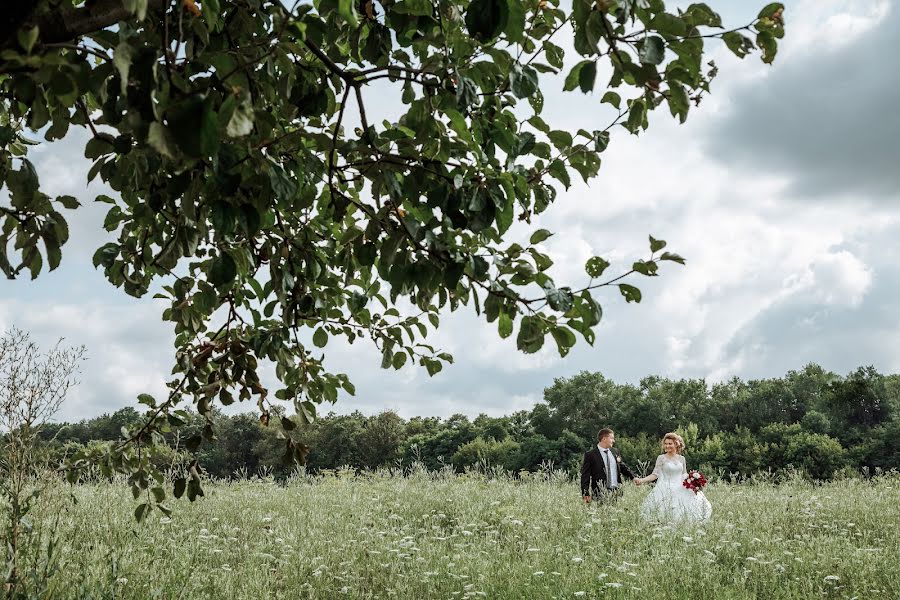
[{"left": 2, "top": 0, "right": 899, "bottom": 422}]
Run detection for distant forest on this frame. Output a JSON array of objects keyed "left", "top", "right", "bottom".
[{"left": 39, "top": 364, "right": 899, "bottom": 481}]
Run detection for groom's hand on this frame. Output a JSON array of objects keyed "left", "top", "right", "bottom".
[
  {"left": 632, "top": 478, "right": 642, "bottom": 486},
  {"left": 582, "top": 495, "right": 591, "bottom": 504}
]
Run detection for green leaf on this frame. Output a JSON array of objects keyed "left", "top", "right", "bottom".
[
  {"left": 548, "top": 130, "right": 573, "bottom": 150},
  {"left": 393, "top": 0, "right": 432, "bottom": 17},
  {"left": 498, "top": 312, "right": 513, "bottom": 339},
  {"left": 151, "top": 486, "right": 165, "bottom": 503},
  {"left": 17, "top": 26, "right": 39, "bottom": 54},
  {"left": 683, "top": 3, "right": 722, "bottom": 27},
  {"left": 281, "top": 416, "right": 297, "bottom": 431},
  {"left": 298, "top": 401, "right": 316, "bottom": 425},
  {"left": 134, "top": 503, "right": 148, "bottom": 523},
  {"left": 391, "top": 351, "right": 407, "bottom": 370},
  {"left": 639, "top": 36, "right": 665, "bottom": 65},
  {"left": 667, "top": 82, "right": 689, "bottom": 123},
  {"left": 56, "top": 195, "right": 80, "bottom": 210},
  {"left": 168, "top": 96, "right": 219, "bottom": 158},
  {"left": 649, "top": 235, "right": 666, "bottom": 252},
  {"left": 543, "top": 41, "right": 564, "bottom": 69},
  {"left": 147, "top": 122, "right": 175, "bottom": 158},
  {"left": 660, "top": 251, "right": 686, "bottom": 264},
  {"left": 563, "top": 60, "right": 592, "bottom": 92},
  {"left": 226, "top": 95, "right": 254, "bottom": 137},
  {"left": 200, "top": 0, "right": 220, "bottom": 28},
  {"left": 208, "top": 253, "right": 237, "bottom": 287},
  {"left": 530, "top": 229, "right": 553, "bottom": 244},
  {"left": 723, "top": 31, "right": 753, "bottom": 58},
  {"left": 173, "top": 478, "right": 186, "bottom": 499},
  {"left": 510, "top": 65, "right": 539, "bottom": 99},
  {"left": 618, "top": 283, "right": 642, "bottom": 303},
  {"left": 585, "top": 256, "right": 610, "bottom": 278},
  {"left": 466, "top": 0, "right": 509, "bottom": 42},
  {"left": 516, "top": 315, "right": 544, "bottom": 353},
  {"left": 337, "top": 0, "right": 359, "bottom": 25},
  {"left": 544, "top": 284, "right": 574, "bottom": 312},
  {"left": 269, "top": 162, "right": 298, "bottom": 203},
  {"left": 625, "top": 100, "right": 646, "bottom": 134},
  {"left": 505, "top": 0, "right": 527, "bottom": 43},
  {"left": 650, "top": 12, "right": 687, "bottom": 37},
  {"left": 756, "top": 30, "right": 777, "bottom": 64},
  {"left": 593, "top": 130, "right": 610, "bottom": 152},
  {"left": 758, "top": 3, "right": 784, "bottom": 19},
  {"left": 578, "top": 61, "right": 597, "bottom": 94},
  {"left": 550, "top": 326, "right": 577, "bottom": 357},
  {"left": 632, "top": 260, "right": 658, "bottom": 276},
  {"left": 113, "top": 43, "right": 133, "bottom": 94},
  {"left": 601, "top": 91, "right": 621, "bottom": 109},
  {"left": 313, "top": 327, "right": 328, "bottom": 348},
  {"left": 124, "top": 0, "right": 149, "bottom": 19}
]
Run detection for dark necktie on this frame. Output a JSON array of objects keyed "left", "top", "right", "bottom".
[{"left": 604, "top": 450, "right": 612, "bottom": 488}]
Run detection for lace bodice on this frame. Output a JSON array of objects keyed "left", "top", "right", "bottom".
[{"left": 652, "top": 454, "right": 687, "bottom": 484}]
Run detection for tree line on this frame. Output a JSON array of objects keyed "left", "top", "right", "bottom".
[{"left": 35, "top": 363, "right": 899, "bottom": 481}]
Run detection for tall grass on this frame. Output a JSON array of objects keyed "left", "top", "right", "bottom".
[{"left": 29, "top": 469, "right": 900, "bottom": 599}]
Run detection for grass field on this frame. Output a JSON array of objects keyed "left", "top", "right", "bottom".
[{"left": 27, "top": 469, "right": 900, "bottom": 599}]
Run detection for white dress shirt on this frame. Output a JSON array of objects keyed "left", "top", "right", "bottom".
[{"left": 598, "top": 445, "right": 618, "bottom": 489}]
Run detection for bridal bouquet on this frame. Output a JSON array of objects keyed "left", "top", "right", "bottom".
[{"left": 682, "top": 470, "right": 707, "bottom": 494}]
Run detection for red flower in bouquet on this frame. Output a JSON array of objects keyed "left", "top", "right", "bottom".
[{"left": 682, "top": 470, "right": 707, "bottom": 494}]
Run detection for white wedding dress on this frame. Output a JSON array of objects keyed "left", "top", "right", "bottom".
[{"left": 639, "top": 454, "right": 712, "bottom": 524}]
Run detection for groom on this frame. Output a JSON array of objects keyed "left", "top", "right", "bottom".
[{"left": 581, "top": 428, "right": 638, "bottom": 503}]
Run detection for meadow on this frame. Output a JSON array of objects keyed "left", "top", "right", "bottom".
[{"left": 31, "top": 469, "right": 900, "bottom": 599}]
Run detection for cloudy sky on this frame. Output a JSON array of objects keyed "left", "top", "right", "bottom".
[{"left": 2, "top": 0, "right": 898, "bottom": 422}]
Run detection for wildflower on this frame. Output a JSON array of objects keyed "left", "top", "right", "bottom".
[
  {"left": 526, "top": 548, "right": 540, "bottom": 552},
  {"left": 824, "top": 575, "right": 839, "bottom": 583},
  {"left": 605, "top": 582, "right": 623, "bottom": 588},
  {"left": 574, "top": 593, "right": 586, "bottom": 597},
  {"left": 533, "top": 572, "right": 544, "bottom": 576},
  {"left": 571, "top": 557, "right": 584, "bottom": 563},
  {"left": 115, "top": 577, "right": 128, "bottom": 585}
]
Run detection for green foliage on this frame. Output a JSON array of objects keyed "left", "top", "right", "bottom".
[{"left": 0, "top": 0, "right": 784, "bottom": 515}]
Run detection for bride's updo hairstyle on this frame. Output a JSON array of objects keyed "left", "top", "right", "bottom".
[{"left": 662, "top": 432, "right": 685, "bottom": 454}]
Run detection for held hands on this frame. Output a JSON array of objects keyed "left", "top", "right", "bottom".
[
  {"left": 633, "top": 477, "right": 642, "bottom": 486},
  {"left": 583, "top": 495, "right": 591, "bottom": 504}
]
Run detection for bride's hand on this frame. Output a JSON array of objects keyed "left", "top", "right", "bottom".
[{"left": 633, "top": 478, "right": 642, "bottom": 486}]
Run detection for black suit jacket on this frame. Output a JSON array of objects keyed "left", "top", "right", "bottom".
[{"left": 580, "top": 446, "right": 635, "bottom": 497}]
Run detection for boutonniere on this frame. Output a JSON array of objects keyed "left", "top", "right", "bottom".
[{"left": 616, "top": 456, "right": 622, "bottom": 463}]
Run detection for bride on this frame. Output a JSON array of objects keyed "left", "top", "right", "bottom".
[{"left": 635, "top": 432, "right": 712, "bottom": 524}]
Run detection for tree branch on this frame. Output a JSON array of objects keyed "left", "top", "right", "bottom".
[{"left": 20, "top": 0, "right": 165, "bottom": 46}]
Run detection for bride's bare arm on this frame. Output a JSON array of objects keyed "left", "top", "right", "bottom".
[{"left": 637, "top": 455, "right": 663, "bottom": 484}]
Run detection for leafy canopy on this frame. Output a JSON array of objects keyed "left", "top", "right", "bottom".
[{"left": 0, "top": 0, "right": 784, "bottom": 516}]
